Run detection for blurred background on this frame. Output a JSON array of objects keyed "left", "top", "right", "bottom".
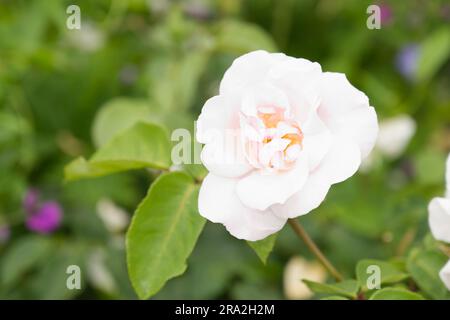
[{"left": 0, "top": 0, "right": 449, "bottom": 299}]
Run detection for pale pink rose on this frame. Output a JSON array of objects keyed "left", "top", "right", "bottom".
[
  {"left": 440, "top": 260, "right": 450, "bottom": 291},
  {"left": 196, "top": 50, "right": 378, "bottom": 241},
  {"left": 428, "top": 153, "right": 450, "bottom": 243},
  {"left": 428, "top": 153, "right": 450, "bottom": 291}
]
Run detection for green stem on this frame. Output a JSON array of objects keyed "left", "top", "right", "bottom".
[{"left": 288, "top": 218, "right": 343, "bottom": 282}]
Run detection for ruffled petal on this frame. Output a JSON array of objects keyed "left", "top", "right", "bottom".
[
  {"left": 198, "top": 174, "right": 286, "bottom": 240},
  {"left": 446, "top": 153, "right": 450, "bottom": 198},
  {"left": 197, "top": 95, "right": 252, "bottom": 178},
  {"left": 325, "top": 106, "right": 378, "bottom": 159},
  {"left": 219, "top": 50, "right": 285, "bottom": 95},
  {"left": 196, "top": 95, "right": 239, "bottom": 144},
  {"left": 318, "top": 72, "right": 377, "bottom": 159},
  {"left": 318, "top": 72, "right": 369, "bottom": 119},
  {"left": 439, "top": 260, "right": 450, "bottom": 291},
  {"left": 271, "top": 171, "right": 331, "bottom": 218},
  {"left": 236, "top": 155, "right": 309, "bottom": 210},
  {"left": 241, "top": 83, "right": 291, "bottom": 117},
  {"left": 268, "top": 58, "right": 322, "bottom": 124},
  {"left": 315, "top": 136, "right": 362, "bottom": 185},
  {"left": 428, "top": 197, "right": 450, "bottom": 243},
  {"left": 301, "top": 113, "right": 333, "bottom": 171}
]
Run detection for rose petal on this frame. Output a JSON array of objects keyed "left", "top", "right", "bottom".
[
  {"left": 200, "top": 135, "right": 252, "bottom": 178},
  {"left": 446, "top": 153, "right": 450, "bottom": 198},
  {"left": 268, "top": 58, "right": 322, "bottom": 124},
  {"left": 302, "top": 113, "right": 332, "bottom": 170},
  {"left": 271, "top": 172, "right": 331, "bottom": 218},
  {"left": 327, "top": 106, "right": 378, "bottom": 159},
  {"left": 220, "top": 50, "right": 286, "bottom": 95},
  {"left": 197, "top": 94, "right": 253, "bottom": 178},
  {"left": 236, "top": 154, "right": 309, "bottom": 210},
  {"left": 196, "top": 95, "right": 239, "bottom": 144},
  {"left": 428, "top": 197, "right": 450, "bottom": 243},
  {"left": 318, "top": 72, "right": 370, "bottom": 119},
  {"left": 439, "top": 260, "right": 450, "bottom": 291},
  {"left": 315, "top": 136, "right": 362, "bottom": 185},
  {"left": 198, "top": 174, "right": 286, "bottom": 240},
  {"left": 241, "top": 83, "right": 290, "bottom": 117},
  {"left": 318, "top": 72, "right": 377, "bottom": 159}
]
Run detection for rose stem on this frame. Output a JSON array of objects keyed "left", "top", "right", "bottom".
[{"left": 288, "top": 218, "right": 343, "bottom": 282}]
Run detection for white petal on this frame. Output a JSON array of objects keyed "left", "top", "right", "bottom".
[
  {"left": 272, "top": 172, "right": 331, "bottom": 218},
  {"left": 200, "top": 135, "right": 252, "bottom": 178},
  {"left": 315, "top": 137, "right": 362, "bottom": 185},
  {"left": 268, "top": 58, "right": 322, "bottom": 124},
  {"left": 241, "top": 83, "right": 290, "bottom": 117},
  {"left": 236, "top": 155, "right": 309, "bottom": 211},
  {"left": 219, "top": 50, "right": 284, "bottom": 95},
  {"left": 428, "top": 197, "right": 450, "bottom": 243},
  {"left": 196, "top": 95, "right": 239, "bottom": 144},
  {"left": 198, "top": 174, "right": 286, "bottom": 240},
  {"left": 318, "top": 72, "right": 377, "bottom": 159},
  {"left": 439, "top": 260, "right": 450, "bottom": 291},
  {"left": 259, "top": 138, "right": 290, "bottom": 167},
  {"left": 197, "top": 95, "right": 252, "bottom": 178},
  {"left": 302, "top": 113, "right": 332, "bottom": 170},
  {"left": 446, "top": 153, "right": 450, "bottom": 198},
  {"left": 318, "top": 72, "right": 369, "bottom": 119},
  {"left": 377, "top": 115, "right": 415, "bottom": 159},
  {"left": 326, "top": 107, "right": 378, "bottom": 159}
]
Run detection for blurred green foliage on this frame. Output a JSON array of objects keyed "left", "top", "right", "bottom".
[{"left": 0, "top": 0, "right": 449, "bottom": 299}]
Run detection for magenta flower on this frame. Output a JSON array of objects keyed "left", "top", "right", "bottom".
[
  {"left": 379, "top": 4, "right": 392, "bottom": 25},
  {"left": 23, "top": 189, "right": 63, "bottom": 234}
]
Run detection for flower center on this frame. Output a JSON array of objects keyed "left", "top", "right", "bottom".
[{"left": 241, "top": 107, "right": 304, "bottom": 171}]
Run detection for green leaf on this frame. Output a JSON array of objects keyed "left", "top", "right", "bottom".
[
  {"left": 65, "top": 122, "right": 171, "bottom": 181},
  {"left": 303, "top": 279, "right": 360, "bottom": 299},
  {"left": 183, "top": 164, "right": 208, "bottom": 181},
  {"left": 417, "top": 28, "right": 450, "bottom": 82},
  {"left": 92, "top": 98, "right": 161, "bottom": 147},
  {"left": 407, "top": 249, "right": 450, "bottom": 299},
  {"left": 247, "top": 234, "right": 277, "bottom": 264},
  {"left": 155, "top": 224, "right": 251, "bottom": 300},
  {"left": 356, "top": 259, "right": 409, "bottom": 290},
  {"left": 414, "top": 149, "right": 446, "bottom": 186},
  {"left": 126, "top": 172, "right": 206, "bottom": 299},
  {"left": 28, "top": 243, "right": 85, "bottom": 299},
  {"left": 1, "top": 235, "right": 53, "bottom": 289},
  {"left": 148, "top": 51, "right": 210, "bottom": 114},
  {"left": 369, "top": 288, "right": 425, "bottom": 300},
  {"left": 214, "top": 20, "right": 277, "bottom": 54}
]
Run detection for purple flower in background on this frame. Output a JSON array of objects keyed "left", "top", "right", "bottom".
[
  {"left": 441, "top": 4, "right": 450, "bottom": 21},
  {"left": 395, "top": 44, "right": 420, "bottom": 81},
  {"left": 379, "top": 3, "right": 392, "bottom": 25},
  {"left": 23, "top": 189, "right": 63, "bottom": 234},
  {"left": 0, "top": 224, "right": 10, "bottom": 243},
  {"left": 26, "top": 202, "right": 62, "bottom": 234}
]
